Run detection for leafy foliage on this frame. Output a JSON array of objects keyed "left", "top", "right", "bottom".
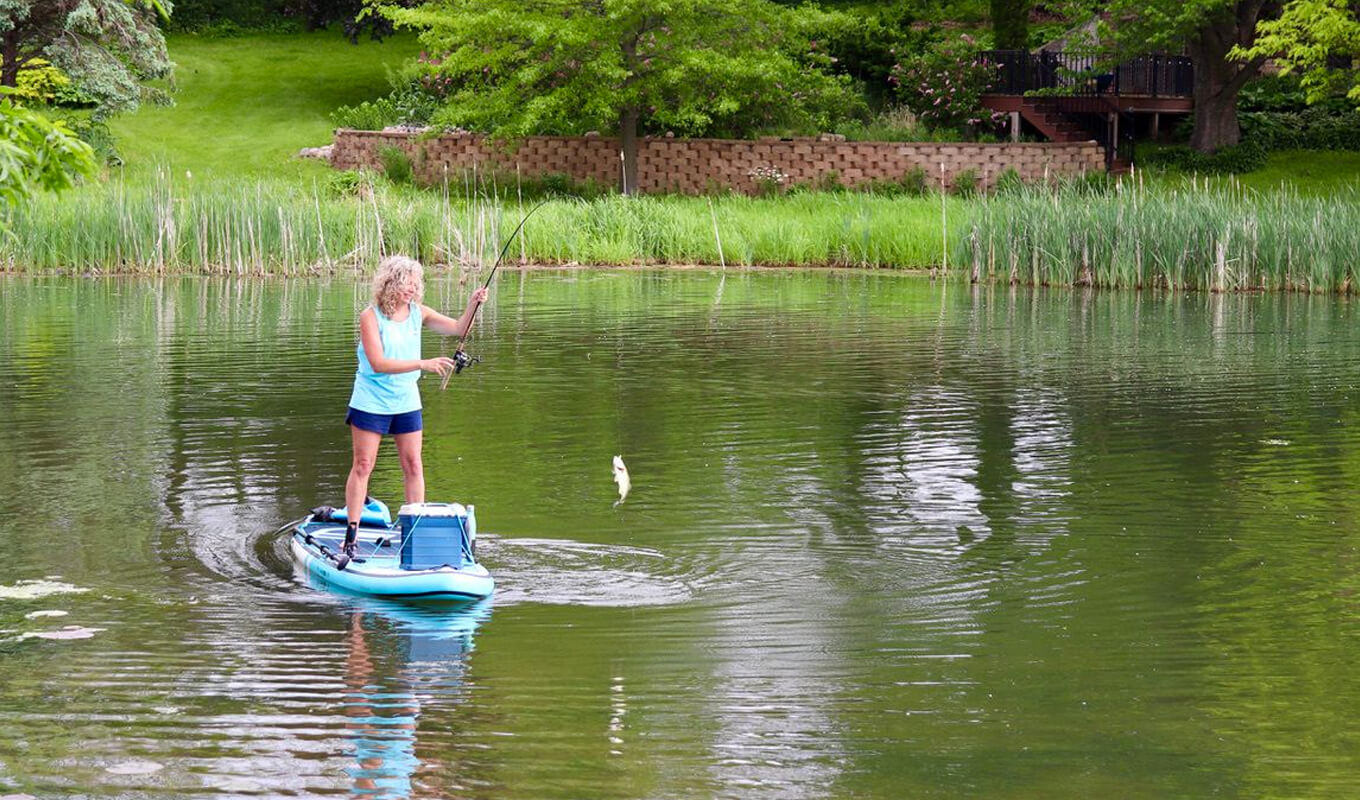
[
  {"left": 1238, "top": 73, "right": 1318, "bottom": 111},
  {"left": 168, "top": 0, "right": 408, "bottom": 38},
  {"left": 810, "top": 3, "right": 939, "bottom": 106},
  {"left": 166, "top": 0, "right": 287, "bottom": 31},
  {"left": 12, "top": 59, "right": 91, "bottom": 106},
  {"left": 1139, "top": 139, "right": 1271, "bottom": 173},
  {"left": 377, "top": 144, "right": 413, "bottom": 183},
  {"left": 289, "top": 0, "right": 405, "bottom": 41},
  {"left": 1231, "top": 0, "right": 1360, "bottom": 106},
  {"left": 0, "top": 97, "right": 98, "bottom": 218},
  {"left": 1240, "top": 106, "right": 1360, "bottom": 150},
  {"left": 367, "top": 0, "right": 864, "bottom": 140},
  {"left": 990, "top": 0, "right": 1030, "bottom": 49},
  {"left": 834, "top": 105, "right": 989, "bottom": 141},
  {"left": 0, "top": 0, "right": 173, "bottom": 119},
  {"left": 888, "top": 35, "right": 1001, "bottom": 134},
  {"left": 331, "top": 83, "right": 440, "bottom": 129}
]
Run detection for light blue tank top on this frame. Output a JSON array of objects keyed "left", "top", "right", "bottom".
[{"left": 349, "top": 303, "right": 424, "bottom": 414}]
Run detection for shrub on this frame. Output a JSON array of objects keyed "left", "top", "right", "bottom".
[
  {"left": 835, "top": 106, "right": 966, "bottom": 142},
  {"left": 1140, "top": 140, "right": 1270, "bottom": 174},
  {"left": 1238, "top": 74, "right": 1313, "bottom": 113},
  {"left": 994, "top": 166, "right": 1024, "bottom": 194},
  {"left": 814, "top": 6, "right": 938, "bottom": 106},
  {"left": 747, "top": 165, "right": 789, "bottom": 196},
  {"left": 69, "top": 118, "right": 121, "bottom": 166},
  {"left": 332, "top": 81, "right": 444, "bottom": 131},
  {"left": 14, "top": 60, "right": 94, "bottom": 108},
  {"left": 327, "top": 169, "right": 371, "bottom": 197},
  {"left": 900, "top": 166, "right": 930, "bottom": 195},
  {"left": 1240, "top": 108, "right": 1360, "bottom": 152},
  {"left": 860, "top": 165, "right": 932, "bottom": 197},
  {"left": 951, "top": 168, "right": 979, "bottom": 197},
  {"left": 816, "top": 170, "right": 845, "bottom": 192},
  {"left": 378, "top": 145, "right": 414, "bottom": 185},
  {"left": 888, "top": 35, "right": 1003, "bottom": 136},
  {"left": 168, "top": 0, "right": 293, "bottom": 32},
  {"left": 332, "top": 97, "right": 402, "bottom": 130}
]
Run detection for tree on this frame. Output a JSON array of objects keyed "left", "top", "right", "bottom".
[
  {"left": 368, "top": 0, "right": 862, "bottom": 194},
  {"left": 1233, "top": 0, "right": 1360, "bottom": 105},
  {"left": 0, "top": 95, "right": 97, "bottom": 219},
  {"left": 0, "top": 0, "right": 173, "bottom": 119},
  {"left": 1096, "top": 0, "right": 1281, "bottom": 152},
  {"left": 991, "top": 0, "right": 1031, "bottom": 49}
]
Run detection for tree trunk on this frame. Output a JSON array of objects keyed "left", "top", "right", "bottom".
[
  {"left": 1190, "top": 79, "right": 1241, "bottom": 152},
  {"left": 619, "top": 107, "right": 640, "bottom": 195},
  {"left": 2, "top": 31, "right": 21, "bottom": 87},
  {"left": 1186, "top": 2, "right": 1273, "bottom": 153}
]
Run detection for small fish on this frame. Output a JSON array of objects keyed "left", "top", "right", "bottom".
[{"left": 612, "top": 455, "right": 630, "bottom": 505}]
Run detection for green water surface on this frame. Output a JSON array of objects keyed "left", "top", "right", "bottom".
[{"left": 0, "top": 271, "right": 1357, "bottom": 799}]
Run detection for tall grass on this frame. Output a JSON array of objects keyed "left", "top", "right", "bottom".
[
  {"left": 960, "top": 177, "right": 1360, "bottom": 293},
  {"left": 12, "top": 172, "right": 1357, "bottom": 290},
  {"left": 3, "top": 175, "right": 953, "bottom": 274}
]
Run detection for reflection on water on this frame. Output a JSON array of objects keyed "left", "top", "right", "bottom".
[
  {"left": 0, "top": 274, "right": 1358, "bottom": 798},
  {"left": 340, "top": 600, "right": 487, "bottom": 799}
]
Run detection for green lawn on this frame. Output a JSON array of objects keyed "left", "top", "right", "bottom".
[
  {"left": 1234, "top": 150, "right": 1360, "bottom": 195},
  {"left": 107, "top": 32, "right": 418, "bottom": 179},
  {"left": 1140, "top": 149, "right": 1360, "bottom": 196}
]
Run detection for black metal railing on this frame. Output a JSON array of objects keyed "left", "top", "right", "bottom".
[{"left": 980, "top": 50, "right": 1194, "bottom": 97}]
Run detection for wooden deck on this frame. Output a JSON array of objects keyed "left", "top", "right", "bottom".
[{"left": 977, "top": 50, "right": 1194, "bottom": 169}]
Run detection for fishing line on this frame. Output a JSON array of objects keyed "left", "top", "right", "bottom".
[{"left": 441, "top": 199, "right": 550, "bottom": 390}]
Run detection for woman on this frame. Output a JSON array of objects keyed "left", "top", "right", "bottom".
[{"left": 342, "top": 255, "right": 488, "bottom": 560}]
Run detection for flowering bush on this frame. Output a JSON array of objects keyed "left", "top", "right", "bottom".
[
  {"left": 747, "top": 164, "right": 789, "bottom": 195},
  {"left": 411, "top": 51, "right": 456, "bottom": 99},
  {"left": 888, "top": 36, "right": 1004, "bottom": 136}
]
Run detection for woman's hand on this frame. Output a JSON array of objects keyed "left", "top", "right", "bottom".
[
  {"left": 467, "top": 286, "right": 489, "bottom": 309},
  {"left": 420, "top": 356, "right": 456, "bottom": 376}
]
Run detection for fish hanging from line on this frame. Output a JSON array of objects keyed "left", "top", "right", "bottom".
[{"left": 612, "top": 455, "right": 630, "bottom": 505}]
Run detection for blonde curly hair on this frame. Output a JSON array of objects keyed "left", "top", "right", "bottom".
[{"left": 371, "top": 255, "right": 424, "bottom": 317}]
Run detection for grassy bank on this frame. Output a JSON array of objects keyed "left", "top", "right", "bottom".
[{"left": 3, "top": 176, "right": 957, "bottom": 274}]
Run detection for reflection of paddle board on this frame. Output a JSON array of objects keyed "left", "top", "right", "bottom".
[
  {"left": 340, "top": 598, "right": 490, "bottom": 799},
  {"left": 288, "top": 500, "right": 494, "bottom": 601}
]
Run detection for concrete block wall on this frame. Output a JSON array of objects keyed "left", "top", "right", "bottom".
[{"left": 331, "top": 129, "right": 1106, "bottom": 193}]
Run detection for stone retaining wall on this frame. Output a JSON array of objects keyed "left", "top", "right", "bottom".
[{"left": 331, "top": 129, "right": 1106, "bottom": 193}]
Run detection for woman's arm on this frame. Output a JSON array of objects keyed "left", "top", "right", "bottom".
[
  {"left": 422, "top": 287, "right": 490, "bottom": 337},
  {"left": 358, "top": 307, "right": 453, "bottom": 375}
]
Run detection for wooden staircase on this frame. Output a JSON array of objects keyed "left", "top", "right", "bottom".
[
  {"left": 1005, "top": 96, "right": 1133, "bottom": 173},
  {"left": 1014, "top": 97, "right": 1102, "bottom": 143}
]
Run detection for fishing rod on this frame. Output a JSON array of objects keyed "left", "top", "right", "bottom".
[{"left": 441, "top": 199, "right": 550, "bottom": 390}]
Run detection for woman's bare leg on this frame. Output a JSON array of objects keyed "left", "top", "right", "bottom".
[
  {"left": 346, "top": 425, "right": 383, "bottom": 538},
  {"left": 394, "top": 429, "right": 425, "bottom": 504}
]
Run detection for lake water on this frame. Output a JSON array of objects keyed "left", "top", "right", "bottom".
[{"left": 1, "top": 271, "right": 1357, "bottom": 799}]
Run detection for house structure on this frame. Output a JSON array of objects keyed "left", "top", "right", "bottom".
[{"left": 979, "top": 20, "right": 1194, "bottom": 171}]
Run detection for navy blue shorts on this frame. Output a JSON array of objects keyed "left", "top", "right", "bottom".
[{"left": 346, "top": 407, "right": 423, "bottom": 435}]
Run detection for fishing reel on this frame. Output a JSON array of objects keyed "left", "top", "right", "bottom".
[{"left": 452, "top": 347, "right": 481, "bottom": 374}]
